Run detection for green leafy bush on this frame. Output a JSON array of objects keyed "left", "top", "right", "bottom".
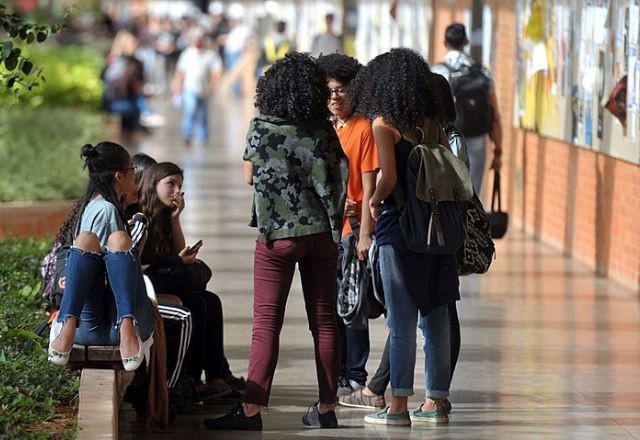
[
  {"left": 0, "top": 4, "right": 66, "bottom": 96},
  {"left": 0, "top": 238, "right": 78, "bottom": 439},
  {"left": 0, "top": 43, "right": 104, "bottom": 109},
  {"left": 0, "top": 106, "right": 107, "bottom": 202}
]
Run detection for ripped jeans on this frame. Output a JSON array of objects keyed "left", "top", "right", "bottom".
[{"left": 57, "top": 247, "right": 155, "bottom": 345}]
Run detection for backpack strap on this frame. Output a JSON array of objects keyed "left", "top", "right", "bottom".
[
  {"left": 441, "top": 62, "right": 455, "bottom": 73},
  {"left": 348, "top": 216, "right": 361, "bottom": 239},
  {"left": 418, "top": 118, "right": 440, "bottom": 146},
  {"left": 428, "top": 188, "right": 445, "bottom": 247}
]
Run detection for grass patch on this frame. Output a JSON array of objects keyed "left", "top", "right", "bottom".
[
  {"left": 0, "top": 237, "right": 79, "bottom": 439},
  {"left": 0, "top": 106, "right": 107, "bottom": 202}
]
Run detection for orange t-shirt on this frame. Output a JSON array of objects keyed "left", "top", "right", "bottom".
[{"left": 335, "top": 113, "right": 379, "bottom": 236}]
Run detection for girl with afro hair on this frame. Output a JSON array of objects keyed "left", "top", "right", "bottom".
[
  {"left": 204, "top": 52, "right": 348, "bottom": 431},
  {"left": 351, "top": 48, "right": 459, "bottom": 426}
]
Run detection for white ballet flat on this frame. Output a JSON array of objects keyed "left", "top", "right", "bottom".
[
  {"left": 48, "top": 319, "right": 70, "bottom": 367},
  {"left": 121, "top": 332, "right": 154, "bottom": 372}
]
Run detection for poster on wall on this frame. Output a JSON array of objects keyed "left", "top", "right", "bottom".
[{"left": 516, "top": 0, "right": 640, "bottom": 164}]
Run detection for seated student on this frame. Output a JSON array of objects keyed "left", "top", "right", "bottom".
[
  {"left": 122, "top": 153, "right": 194, "bottom": 418},
  {"left": 138, "top": 161, "right": 244, "bottom": 400},
  {"left": 48, "top": 142, "right": 155, "bottom": 372},
  {"left": 129, "top": 153, "right": 244, "bottom": 395}
]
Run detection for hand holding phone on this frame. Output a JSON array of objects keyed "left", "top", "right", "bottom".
[{"left": 187, "top": 239, "right": 203, "bottom": 255}]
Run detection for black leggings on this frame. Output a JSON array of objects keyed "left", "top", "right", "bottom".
[{"left": 178, "top": 290, "right": 229, "bottom": 384}]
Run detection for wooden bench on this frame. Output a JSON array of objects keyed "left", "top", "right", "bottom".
[
  {"left": 65, "top": 277, "right": 159, "bottom": 439},
  {"left": 69, "top": 345, "right": 130, "bottom": 440}
]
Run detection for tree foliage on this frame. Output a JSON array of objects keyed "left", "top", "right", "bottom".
[{"left": 0, "top": 4, "right": 67, "bottom": 96}]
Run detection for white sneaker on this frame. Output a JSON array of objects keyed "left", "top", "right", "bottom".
[{"left": 140, "top": 113, "right": 166, "bottom": 128}]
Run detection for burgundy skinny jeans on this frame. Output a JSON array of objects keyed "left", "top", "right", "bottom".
[{"left": 244, "top": 232, "right": 340, "bottom": 406}]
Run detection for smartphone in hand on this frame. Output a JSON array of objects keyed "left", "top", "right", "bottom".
[{"left": 187, "top": 239, "right": 203, "bottom": 255}]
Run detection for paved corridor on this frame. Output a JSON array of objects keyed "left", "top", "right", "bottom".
[{"left": 119, "top": 97, "right": 640, "bottom": 439}]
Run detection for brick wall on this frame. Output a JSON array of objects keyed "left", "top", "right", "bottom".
[
  {"left": 0, "top": 201, "right": 73, "bottom": 239},
  {"left": 431, "top": 0, "right": 640, "bottom": 291}
]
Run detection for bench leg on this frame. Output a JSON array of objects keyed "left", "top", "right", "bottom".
[{"left": 77, "top": 369, "right": 119, "bottom": 439}]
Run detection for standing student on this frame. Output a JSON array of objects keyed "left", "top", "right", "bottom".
[
  {"left": 172, "top": 30, "right": 223, "bottom": 147},
  {"left": 317, "top": 53, "right": 382, "bottom": 407},
  {"left": 352, "top": 48, "right": 459, "bottom": 426},
  {"left": 204, "top": 52, "right": 348, "bottom": 431},
  {"left": 311, "top": 13, "right": 342, "bottom": 56},
  {"left": 257, "top": 21, "right": 293, "bottom": 75},
  {"left": 431, "top": 23, "right": 502, "bottom": 193},
  {"left": 344, "top": 72, "right": 467, "bottom": 414}
]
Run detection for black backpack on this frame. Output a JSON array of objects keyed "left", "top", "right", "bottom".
[{"left": 444, "top": 63, "right": 494, "bottom": 137}]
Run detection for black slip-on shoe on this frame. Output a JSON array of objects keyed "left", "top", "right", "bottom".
[
  {"left": 301, "top": 403, "right": 338, "bottom": 428},
  {"left": 226, "top": 376, "right": 247, "bottom": 394},
  {"left": 203, "top": 404, "right": 262, "bottom": 431}
]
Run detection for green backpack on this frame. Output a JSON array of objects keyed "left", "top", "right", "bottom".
[{"left": 398, "top": 122, "right": 473, "bottom": 253}]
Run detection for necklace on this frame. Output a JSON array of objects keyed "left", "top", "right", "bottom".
[{"left": 334, "top": 112, "right": 355, "bottom": 130}]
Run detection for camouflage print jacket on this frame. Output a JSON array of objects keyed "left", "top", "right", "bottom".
[{"left": 243, "top": 115, "right": 348, "bottom": 244}]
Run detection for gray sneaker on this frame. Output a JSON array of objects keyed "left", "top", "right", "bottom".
[
  {"left": 338, "top": 388, "right": 386, "bottom": 409},
  {"left": 336, "top": 378, "right": 364, "bottom": 397}
]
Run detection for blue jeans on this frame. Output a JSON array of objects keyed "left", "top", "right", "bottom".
[
  {"left": 57, "top": 247, "right": 154, "bottom": 345},
  {"left": 466, "top": 135, "right": 487, "bottom": 193},
  {"left": 418, "top": 305, "right": 451, "bottom": 399},
  {"left": 337, "top": 318, "right": 370, "bottom": 386},
  {"left": 379, "top": 244, "right": 451, "bottom": 398},
  {"left": 181, "top": 91, "right": 209, "bottom": 143},
  {"left": 106, "top": 97, "right": 151, "bottom": 117},
  {"left": 224, "top": 51, "right": 242, "bottom": 95}
]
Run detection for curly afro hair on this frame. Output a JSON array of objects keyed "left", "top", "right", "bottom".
[
  {"left": 255, "top": 52, "right": 330, "bottom": 122},
  {"left": 317, "top": 53, "right": 362, "bottom": 86},
  {"left": 350, "top": 48, "right": 440, "bottom": 132}
]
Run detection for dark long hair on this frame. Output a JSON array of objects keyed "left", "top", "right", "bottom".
[
  {"left": 138, "top": 162, "right": 184, "bottom": 263},
  {"left": 428, "top": 71, "right": 457, "bottom": 129},
  {"left": 125, "top": 153, "right": 158, "bottom": 218},
  {"left": 56, "top": 142, "right": 131, "bottom": 245}
]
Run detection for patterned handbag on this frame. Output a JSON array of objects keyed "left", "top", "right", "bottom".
[{"left": 456, "top": 192, "right": 495, "bottom": 276}]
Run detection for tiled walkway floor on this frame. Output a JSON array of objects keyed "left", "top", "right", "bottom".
[{"left": 119, "top": 97, "right": 640, "bottom": 439}]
